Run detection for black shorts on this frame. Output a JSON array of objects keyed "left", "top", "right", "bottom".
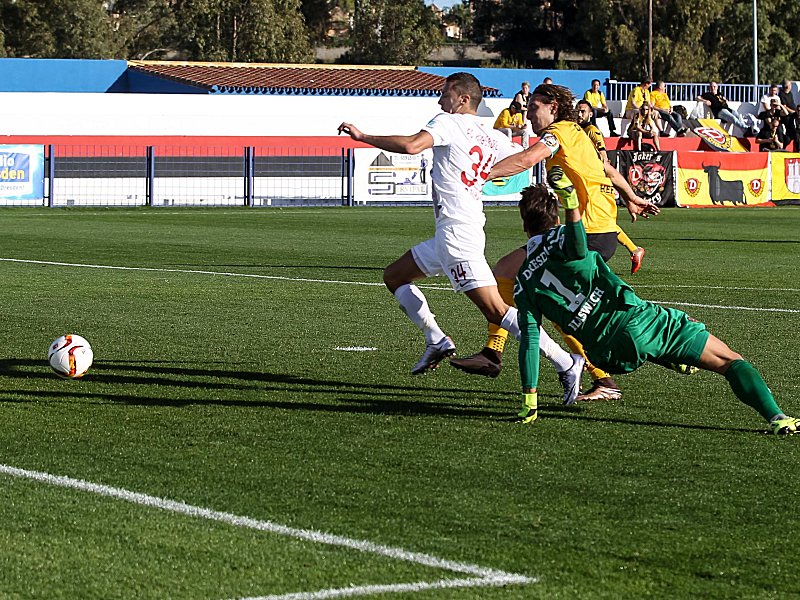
[{"left": 587, "top": 232, "right": 618, "bottom": 262}]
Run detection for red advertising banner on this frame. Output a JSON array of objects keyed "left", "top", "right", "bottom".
[{"left": 676, "top": 151, "right": 772, "bottom": 207}]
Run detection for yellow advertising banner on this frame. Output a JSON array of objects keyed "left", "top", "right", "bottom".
[
  {"left": 770, "top": 152, "right": 800, "bottom": 203},
  {"left": 676, "top": 151, "right": 772, "bottom": 207}
]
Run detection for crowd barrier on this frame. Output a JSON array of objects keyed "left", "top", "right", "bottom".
[{"left": 2, "top": 140, "right": 800, "bottom": 208}]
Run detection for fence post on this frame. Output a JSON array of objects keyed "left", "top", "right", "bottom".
[
  {"left": 46, "top": 145, "right": 54, "bottom": 208},
  {"left": 244, "top": 146, "right": 254, "bottom": 207},
  {"left": 346, "top": 148, "right": 354, "bottom": 206},
  {"left": 146, "top": 146, "right": 154, "bottom": 207}
]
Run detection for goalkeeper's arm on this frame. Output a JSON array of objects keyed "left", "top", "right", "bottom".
[{"left": 546, "top": 166, "right": 587, "bottom": 259}]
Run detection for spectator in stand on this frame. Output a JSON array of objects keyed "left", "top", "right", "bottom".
[
  {"left": 583, "top": 79, "right": 619, "bottom": 136},
  {"left": 543, "top": 77, "right": 553, "bottom": 85},
  {"left": 650, "top": 80, "right": 688, "bottom": 136},
  {"left": 697, "top": 81, "right": 755, "bottom": 135},
  {"left": 756, "top": 115, "right": 788, "bottom": 152},
  {"left": 513, "top": 81, "right": 531, "bottom": 128},
  {"left": 624, "top": 80, "right": 652, "bottom": 120},
  {"left": 760, "top": 84, "right": 782, "bottom": 114},
  {"left": 494, "top": 101, "right": 530, "bottom": 148},
  {"left": 778, "top": 79, "right": 797, "bottom": 145},
  {"left": 627, "top": 102, "right": 661, "bottom": 150},
  {"left": 757, "top": 98, "right": 789, "bottom": 125}
]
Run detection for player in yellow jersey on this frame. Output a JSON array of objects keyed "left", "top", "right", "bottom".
[
  {"left": 450, "top": 84, "right": 659, "bottom": 401},
  {"left": 576, "top": 99, "right": 647, "bottom": 274}
]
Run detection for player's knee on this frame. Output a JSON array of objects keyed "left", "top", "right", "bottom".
[{"left": 494, "top": 249, "right": 525, "bottom": 279}]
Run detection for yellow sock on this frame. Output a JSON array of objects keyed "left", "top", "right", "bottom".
[
  {"left": 485, "top": 276, "right": 516, "bottom": 353},
  {"left": 617, "top": 228, "right": 637, "bottom": 254},
  {"left": 553, "top": 325, "right": 611, "bottom": 381}
]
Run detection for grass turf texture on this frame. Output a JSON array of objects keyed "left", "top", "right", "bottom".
[{"left": 0, "top": 206, "right": 799, "bottom": 599}]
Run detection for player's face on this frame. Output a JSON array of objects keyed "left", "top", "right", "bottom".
[
  {"left": 438, "top": 82, "right": 467, "bottom": 114},
  {"left": 578, "top": 104, "right": 592, "bottom": 124},
  {"left": 527, "top": 96, "right": 557, "bottom": 135}
]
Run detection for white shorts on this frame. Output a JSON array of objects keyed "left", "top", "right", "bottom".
[{"left": 410, "top": 221, "right": 497, "bottom": 293}]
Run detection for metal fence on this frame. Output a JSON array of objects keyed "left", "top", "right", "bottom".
[
  {"left": 27, "top": 145, "right": 351, "bottom": 208},
  {"left": 606, "top": 81, "right": 770, "bottom": 104}
]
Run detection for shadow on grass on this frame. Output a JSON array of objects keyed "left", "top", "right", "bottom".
[
  {"left": 0, "top": 359, "right": 766, "bottom": 433},
  {"left": 0, "top": 358, "right": 515, "bottom": 418}
]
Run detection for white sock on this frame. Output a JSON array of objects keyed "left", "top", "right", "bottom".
[
  {"left": 500, "top": 306, "right": 520, "bottom": 340},
  {"left": 394, "top": 283, "right": 446, "bottom": 344},
  {"left": 538, "top": 327, "right": 573, "bottom": 372}
]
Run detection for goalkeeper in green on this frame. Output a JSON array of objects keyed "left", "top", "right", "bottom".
[{"left": 515, "top": 167, "right": 799, "bottom": 435}]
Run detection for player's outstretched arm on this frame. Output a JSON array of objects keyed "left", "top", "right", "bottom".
[
  {"left": 337, "top": 123, "right": 434, "bottom": 155},
  {"left": 487, "top": 142, "right": 550, "bottom": 180}
]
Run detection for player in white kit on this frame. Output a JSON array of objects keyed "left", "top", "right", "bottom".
[{"left": 338, "top": 73, "right": 582, "bottom": 401}]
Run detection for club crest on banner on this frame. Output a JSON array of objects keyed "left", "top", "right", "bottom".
[
  {"left": 748, "top": 178, "right": 764, "bottom": 196},
  {"left": 786, "top": 158, "right": 800, "bottom": 194},
  {"left": 684, "top": 177, "right": 701, "bottom": 197}
]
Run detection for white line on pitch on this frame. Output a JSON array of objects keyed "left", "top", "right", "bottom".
[
  {"left": 0, "top": 464, "right": 535, "bottom": 591},
  {"left": 1, "top": 257, "right": 797, "bottom": 314},
  {"left": 233, "top": 575, "right": 532, "bottom": 600}
]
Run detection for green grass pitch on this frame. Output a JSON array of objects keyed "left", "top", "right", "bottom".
[{"left": 0, "top": 206, "right": 799, "bottom": 599}]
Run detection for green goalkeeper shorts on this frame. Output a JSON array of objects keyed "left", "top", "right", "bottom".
[{"left": 587, "top": 302, "right": 710, "bottom": 374}]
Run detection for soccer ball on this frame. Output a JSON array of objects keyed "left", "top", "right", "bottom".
[{"left": 48, "top": 334, "right": 93, "bottom": 379}]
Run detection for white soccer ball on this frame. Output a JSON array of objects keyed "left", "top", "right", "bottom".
[{"left": 48, "top": 334, "right": 93, "bottom": 379}]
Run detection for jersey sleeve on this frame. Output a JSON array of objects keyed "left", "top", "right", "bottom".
[
  {"left": 561, "top": 220, "right": 588, "bottom": 261},
  {"left": 538, "top": 131, "right": 561, "bottom": 158},
  {"left": 421, "top": 114, "right": 450, "bottom": 147},
  {"left": 515, "top": 281, "right": 542, "bottom": 391}
]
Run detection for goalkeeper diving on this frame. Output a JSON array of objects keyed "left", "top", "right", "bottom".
[{"left": 513, "top": 166, "right": 799, "bottom": 435}]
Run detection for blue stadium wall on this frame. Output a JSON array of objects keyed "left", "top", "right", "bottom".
[
  {"left": 417, "top": 67, "right": 611, "bottom": 99},
  {"left": 0, "top": 58, "right": 202, "bottom": 93}
]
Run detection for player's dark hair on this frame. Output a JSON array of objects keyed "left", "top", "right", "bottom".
[
  {"left": 576, "top": 99, "right": 591, "bottom": 109},
  {"left": 531, "top": 84, "right": 579, "bottom": 123},
  {"left": 445, "top": 72, "right": 483, "bottom": 110},
  {"left": 519, "top": 185, "right": 560, "bottom": 235}
]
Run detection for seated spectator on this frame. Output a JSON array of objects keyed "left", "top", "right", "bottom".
[
  {"left": 756, "top": 115, "right": 788, "bottom": 151},
  {"left": 757, "top": 98, "right": 788, "bottom": 125},
  {"left": 627, "top": 102, "right": 661, "bottom": 151},
  {"left": 624, "top": 80, "right": 652, "bottom": 120},
  {"left": 778, "top": 79, "right": 797, "bottom": 144},
  {"left": 493, "top": 101, "right": 529, "bottom": 148},
  {"left": 583, "top": 78, "right": 619, "bottom": 136},
  {"left": 542, "top": 77, "right": 553, "bottom": 85},
  {"left": 697, "top": 81, "right": 756, "bottom": 135},
  {"left": 513, "top": 81, "right": 531, "bottom": 128},
  {"left": 650, "top": 80, "right": 688, "bottom": 136},
  {"left": 760, "top": 84, "right": 781, "bottom": 114}
]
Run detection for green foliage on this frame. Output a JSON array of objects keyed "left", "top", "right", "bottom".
[
  {"left": 170, "top": 0, "right": 313, "bottom": 62},
  {"left": 344, "top": 0, "right": 443, "bottom": 65},
  {"left": 0, "top": 0, "right": 116, "bottom": 58}
]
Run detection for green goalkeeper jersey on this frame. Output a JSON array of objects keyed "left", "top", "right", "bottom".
[{"left": 514, "top": 220, "right": 644, "bottom": 390}]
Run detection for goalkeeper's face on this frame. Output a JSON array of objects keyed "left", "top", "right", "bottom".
[{"left": 527, "top": 96, "right": 557, "bottom": 135}]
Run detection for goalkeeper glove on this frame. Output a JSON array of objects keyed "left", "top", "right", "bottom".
[
  {"left": 516, "top": 392, "right": 538, "bottom": 424},
  {"left": 546, "top": 166, "right": 579, "bottom": 210}
]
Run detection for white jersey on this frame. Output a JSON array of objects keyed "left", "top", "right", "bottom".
[{"left": 422, "top": 112, "right": 517, "bottom": 226}]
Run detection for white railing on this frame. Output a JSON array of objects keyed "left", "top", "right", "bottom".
[{"left": 606, "top": 81, "right": 771, "bottom": 104}]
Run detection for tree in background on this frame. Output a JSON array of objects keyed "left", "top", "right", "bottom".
[
  {"left": 111, "top": 0, "right": 177, "bottom": 59},
  {"left": 0, "top": 0, "right": 115, "bottom": 58},
  {"left": 170, "top": 0, "right": 313, "bottom": 62},
  {"left": 445, "top": 0, "right": 473, "bottom": 40},
  {"left": 345, "top": 0, "right": 443, "bottom": 65}
]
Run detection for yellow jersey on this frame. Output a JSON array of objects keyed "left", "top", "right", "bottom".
[
  {"left": 583, "top": 90, "right": 607, "bottom": 109},
  {"left": 625, "top": 86, "right": 651, "bottom": 113},
  {"left": 494, "top": 108, "right": 524, "bottom": 130},
  {"left": 540, "top": 120, "right": 618, "bottom": 234},
  {"left": 650, "top": 90, "right": 671, "bottom": 111},
  {"left": 581, "top": 123, "right": 607, "bottom": 157}
]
